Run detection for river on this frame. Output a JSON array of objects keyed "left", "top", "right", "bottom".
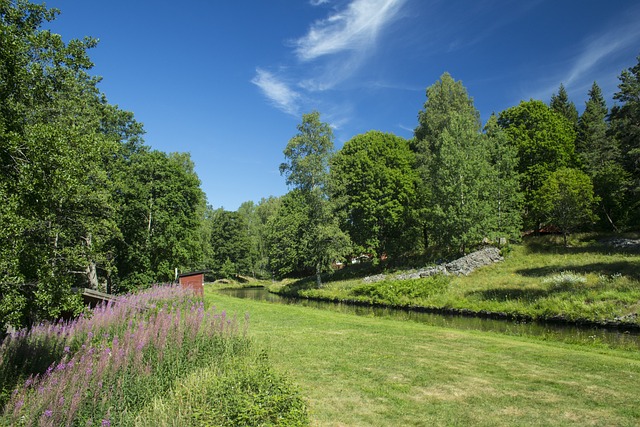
[{"left": 217, "top": 286, "right": 640, "bottom": 350}]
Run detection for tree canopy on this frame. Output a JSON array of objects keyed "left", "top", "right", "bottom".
[{"left": 330, "top": 131, "right": 419, "bottom": 258}]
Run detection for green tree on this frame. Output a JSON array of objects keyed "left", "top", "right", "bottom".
[
  {"left": 265, "top": 191, "right": 311, "bottom": 278},
  {"left": 280, "top": 111, "right": 334, "bottom": 192},
  {"left": 254, "top": 196, "right": 282, "bottom": 278},
  {"left": 113, "top": 150, "right": 206, "bottom": 289},
  {"left": 498, "top": 100, "right": 576, "bottom": 227},
  {"left": 413, "top": 73, "right": 481, "bottom": 250},
  {"left": 610, "top": 54, "right": 640, "bottom": 226},
  {"left": 0, "top": 1, "right": 137, "bottom": 326},
  {"left": 414, "top": 74, "right": 521, "bottom": 253},
  {"left": 577, "top": 82, "right": 629, "bottom": 231},
  {"left": 484, "top": 115, "right": 524, "bottom": 241},
  {"left": 550, "top": 83, "right": 579, "bottom": 130},
  {"left": 209, "top": 209, "right": 252, "bottom": 279},
  {"left": 330, "top": 131, "right": 420, "bottom": 259},
  {"left": 278, "top": 112, "right": 350, "bottom": 285},
  {"left": 533, "top": 168, "right": 599, "bottom": 246}
]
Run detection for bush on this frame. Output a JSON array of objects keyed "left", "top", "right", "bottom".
[{"left": 350, "top": 275, "right": 450, "bottom": 305}]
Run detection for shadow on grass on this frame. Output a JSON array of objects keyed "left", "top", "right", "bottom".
[
  {"left": 470, "top": 287, "right": 551, "bottom": 303},
  {"left": 523, "top": 235, "right": 640, "bottom": 257},
  {"left": 516, "top": 261, "right": 640, "bottom": 281}
]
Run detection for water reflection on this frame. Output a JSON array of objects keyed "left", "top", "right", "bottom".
[{"left": 217, "top": 287, "right": 640, "bottom": 350}]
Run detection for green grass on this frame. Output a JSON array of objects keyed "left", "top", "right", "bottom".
[
  {"left": 275, "top": 234, "right": 640, "bottom": 325},
  {"left": 206, "top": 289, "right": 640, "bottom": 426}
]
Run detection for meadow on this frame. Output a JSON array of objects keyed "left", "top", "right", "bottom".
[
  {"left": 206, "top": 290, "right": 640, "bottom": 426},
  {"left": 272, "top": 234, "right": 640, "bottom": 327}
]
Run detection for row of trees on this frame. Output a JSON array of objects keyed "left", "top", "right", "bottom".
[
  {"left": 2, "top": 0, "right": 639, "bottom": 328},
  {"left": 211, "top": 61, "right": 640, "bottom": 281},
  {"left": 0, "top": 2, "right": 208, "bottom": 327}
]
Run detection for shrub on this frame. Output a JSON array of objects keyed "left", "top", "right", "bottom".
[{"left": 350, "top": 275, "right": 451, "bottom": 305}]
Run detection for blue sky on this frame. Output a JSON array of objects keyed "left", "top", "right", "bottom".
[{"left": 47, "top": 0, "right": 640, "bottom": 210}]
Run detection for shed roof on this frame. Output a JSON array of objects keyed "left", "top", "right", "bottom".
[{"left": 178, "top": 270, "right": 209, "bottom": 278}]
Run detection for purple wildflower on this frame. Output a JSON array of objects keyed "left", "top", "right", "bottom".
[
  {"left": 102, "top": 419, "right": 111, "bottom": 427},
  {"left": 44, "top": 409, "right": 53, "bottom": 417}
]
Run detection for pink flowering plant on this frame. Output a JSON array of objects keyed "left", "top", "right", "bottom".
[{"left": 0, "top": 285, "right": 251, "bottom": 425}]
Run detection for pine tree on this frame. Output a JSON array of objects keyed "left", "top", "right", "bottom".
[
  {"left": 550, "top": 83, "right": 579, "bottom": 130},
  {"left": 577, "top": 82, "right": 629, "bottom": 230},
  {"left": 610, "top": 54, "right": 640, "bottom": 226}
]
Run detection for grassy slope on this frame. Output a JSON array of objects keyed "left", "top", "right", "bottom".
[
  {"left": 206, "top": 290, "right": 640, "bottom": 427},
  {"left": 280, "top": 235, "right": 640, "bottom": 325}
]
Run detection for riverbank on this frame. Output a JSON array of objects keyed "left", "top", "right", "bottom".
[
  {"left": 270, "top": 234, "right": 640, "bottom": 328},
  {"left": 205, "top": 290, "right": 640, "bottom": 426}
]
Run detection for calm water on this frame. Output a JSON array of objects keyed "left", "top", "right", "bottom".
[{"left": 217, "top": 287, "right": 640, "bottom": 350}]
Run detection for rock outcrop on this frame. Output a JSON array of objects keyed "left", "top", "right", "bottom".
[{"left": 363, "top": 247, "right": 504, "bottom": 283}]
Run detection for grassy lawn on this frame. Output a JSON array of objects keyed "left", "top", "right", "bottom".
[
  {"left": 275, "top": 235, "right": 640, "bottom": 325},
  {"left": 206, "top": 289, "right": 640, "bottom": 426}
]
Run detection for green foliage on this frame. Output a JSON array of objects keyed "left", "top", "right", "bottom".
[
  {"left": 550, "top": 83, "right": 579, "bottom": 129},
  {"left": 330, "top": 131, "right": 420, "bottom": 259},
  {"left": 414, "top": 72, "right": 481, "bottom": 145},
  {"left": 280, "top": 111, "right": 334, "bottom": 192},
  {"left": 533, "top": 168, "right": 599, "bottom": 245},
  {"left": 610, "top": 54, "right": 640, "bottom": 225},
  {"left": 0, "top": 1, "right": 207, "bottom": 327},
  {"left": 273, "top": 112, "right": 350, "bottom": 285},
  {"left": 484, "top": 115, "right": 524, "bottom": 242},
  {"left": 220, "top": 257, "right": 237, "bottom": 279},
  {"left": 350, "top": 275, "right": 450, "bottom": 305},
  {"left": 209, "top": 209, "right": 252, "bottom": 278},
  {"left": 0, "top": 0, "right": 123, "bottom": 325},
  {"left": 577, "top": 82, "right": 630, "bottom": 231},
  {"left": 135, "top": 352, "right": 309, "bottom": 426},
  {"left": 414, "top": 74, "right": 522, "bottom": 253},
  {"left": 114, "top": 150, "right": 206, "bottom": 289},
  {"left": 498, "top": 100, "right": 577, "bottom": 226},
  {"left": 266, "top": 190, "right": 313, "bottom": 278}
]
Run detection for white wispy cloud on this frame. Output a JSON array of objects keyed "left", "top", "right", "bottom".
[
  {"left": 524, "top": 7, "right": 640, "bottom": 105},
  {"left": 309, "top": 0, "right": 329, "bottom": 5},
  {"left": 251, "top": 69, "right": 301, "bottom": 116},
  {"left": 564, "top": 21, "right": 640, "bottom": 87},
  {"left": 294, "top": 0, "right": 406, "bottom": 62}
]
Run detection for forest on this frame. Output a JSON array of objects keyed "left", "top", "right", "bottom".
[{"left": 1, "top": 0, "right": 639, "bottom": 330}]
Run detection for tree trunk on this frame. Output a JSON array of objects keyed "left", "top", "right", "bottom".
[
  {"left": 86, "top": 261, "right": 99, "bottom": 290},
  {"left": 316, "top": 263, "right": 322, "bottom": 288}
]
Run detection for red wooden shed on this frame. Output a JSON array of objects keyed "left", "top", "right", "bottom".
[{"left": 178, "top": 271, "right": 206, "bottom": 296}]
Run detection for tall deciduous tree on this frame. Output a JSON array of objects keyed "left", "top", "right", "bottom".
[
  {"left": 498, "top": 100, "right": 576, "bottom": 227},
  {"left": 209, "top": 209, "right": 251, "bottom": 279},
  {"left": 413, "top": 73, "right": 481, "bottom": 250},
  {"left": 484, "top": 115, "right": 523, "bottom": 241},
  {"left": 330, "top": 131, "right": 420, "bottom": 259},
  {"left": 414, "top": 74, "right": 520, "bottom": 253},
  {"left": 0, "top": 1, "right": 130, "bottom": 326},
  {"left": 278, "top": 112, "right": 350, "bottom": 285},
  {"left": 113, "top": 150, "right": 206, "bottom": 289}
]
